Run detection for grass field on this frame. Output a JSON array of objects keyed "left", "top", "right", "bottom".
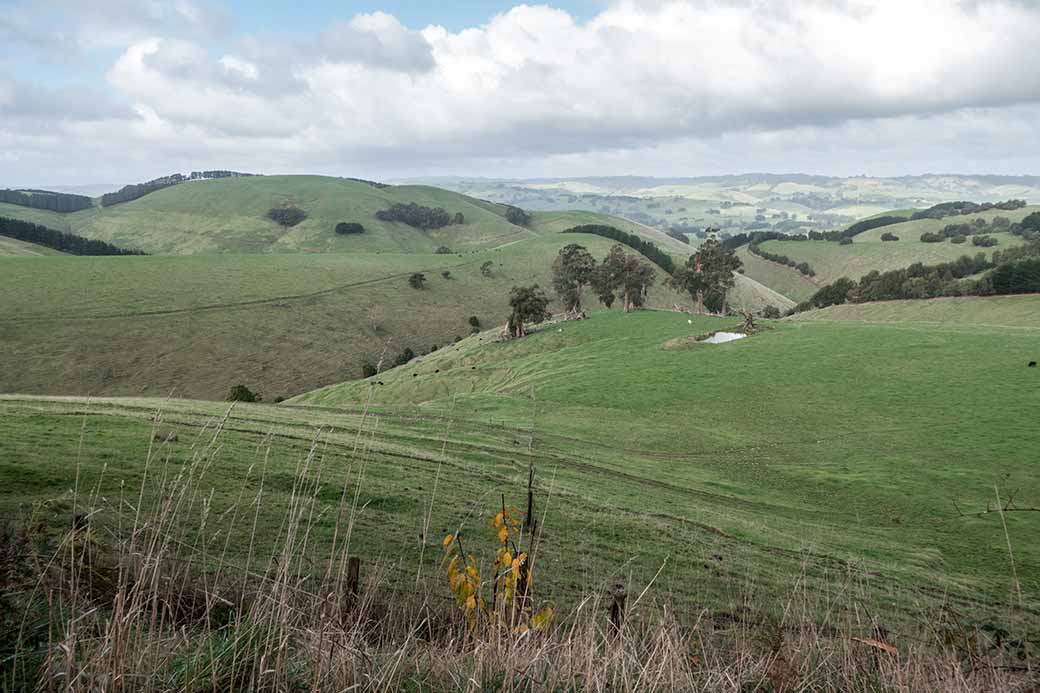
[
  {"left": 736, "top": 246, "right": 819, "bottom": 303},
  {"left": 2, "top": 304, "right": 1038, "bottom": 637},
  {"left": 0, "top": 234, "right": 702, "bottom": 400},
  {"left": 0, "top": 235, "right": 66, "bottom": 256},
  {"left": 791, "top": 294, "right": 1040, "bottom": 328},
  {"left": 758, "top": 231, "right": 1027, "bottom": 286}
]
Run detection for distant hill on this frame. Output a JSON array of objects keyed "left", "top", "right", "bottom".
[{"left": 0, "top": 175, "right": 538, "bottom": 255}]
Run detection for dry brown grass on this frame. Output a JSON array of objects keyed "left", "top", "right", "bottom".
[{"left": 0, "top": 410, "right": 1035, "bottom": 692}]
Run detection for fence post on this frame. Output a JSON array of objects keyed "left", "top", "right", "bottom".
[
  {"left": 609, "top": 582, "right": 627, "bottom": 634},
  {"left": 347, "top": 556, "right": 361, "bottom": 597},
  {"left": 525, "top": 462, "right": 535, "bottom": 532}
]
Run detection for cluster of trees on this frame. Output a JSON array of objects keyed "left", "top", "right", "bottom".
[
  {"left": 910, "top": 199, "right": 1025, "bottom": 220},
  {"left": 188, "top": 170, "right": 258, "bottom": 180},
  {"left": 839, "top": 215, "right": 906, "bottom": 239},
  {"left": 268, "top": 206, "right": 307, "bottom": 227},
  {"left": 506, "top": 286, "right": 552, "bottom": 337},
  {"left": 335, "top": 222, "right": 365, "bottom": 234},
  {"left": 551, "top": 243, "right": 657, "bottom": 315},
  {"left": 0, "top": 216, "right": 145, "bottom": 256},
  {"left": 920, "top": 216, "right": 1012, "bottom": 244},
  {"left": 668, "top": 239, "right": 742, "bottom": 313},
  {"left": 665, "top": 229, "right": 691, "bottom": 244},
  {"left": 972, "top": 235, "right": 998, "bottom": 247},
  {"left": 375, "top": 203, "right": 458, "bottom": 230},
  {"left": 344, "top": 177, "right": 390, "bottom": 189},
  {"left": 794, "top": 240, "right": 1040, "bottom": 311},
  {"left": 101, "top": 174, "right": 189, "bottom": 206},
  {"left": 0, "top": 189, "right": 93, "bottom": 213},
  {"left": 562, "top": 224, "right": 675, "bottom": 273},
  {"left": 747, "top": 240, "right": 815, "bottom": 277},
  {"left": 504, "top": 206, "right": 531, "bottom": 226}
]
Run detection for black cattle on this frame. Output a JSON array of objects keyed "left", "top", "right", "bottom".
[{"left": 1030, "top": 361, "right": 1037, "bottom": 368}]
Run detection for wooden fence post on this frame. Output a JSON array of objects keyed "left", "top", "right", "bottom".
[
  {"left": 525, "top": 462, "right": 535, "bottom": 532},
  {"left": 609, "top": 582, "right": 627, "bottom": 634},
  {"left": 347, "top": 556, "right": 361, "bottom": 597}
]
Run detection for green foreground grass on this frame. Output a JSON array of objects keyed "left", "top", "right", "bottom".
[{"left": 2, "top": 304, "right": 1036, "bottom": 637}]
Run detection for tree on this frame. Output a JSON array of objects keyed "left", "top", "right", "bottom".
[
  {"left": 668, "top": 238, "right": 741, "bottom": 314},
  {"left": 408, "top": 273, "right": 426, "bottom": 289},
  {"left": 761, "top": 305, "right": 781, "bottom": 319},
  {"left": 506, "top": 285, "right": 552, "bottom": 338},
  {"left": 505, "top": 206, "right": 531, "bottom": 226},
  {"left": 480, "top": 261, "right": 494, "bottom": 277},
  {"left": 551, "top": 244, "right": 597, "bottom": 316},
  {"left": 335, "top": 222, "right": 365, "bottom": 234},
  {"left": 267, "top": 206, "right": 307, "bottom": 227},
  {"left": 226, "top": 384, "right": 260, "bottom": 402},
  {"left": 590, "top": 245, "right": 656, "bottom": 313},
  {"left": 361, "top": 363, "right": 377, "bottom": 378},
  {"left": 394, "top": 347, "right": 416, "bottom": 366}
]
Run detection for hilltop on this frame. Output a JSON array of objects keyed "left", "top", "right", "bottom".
[{"left": 0, "top": 175, "right": 537, "bottom": 255}]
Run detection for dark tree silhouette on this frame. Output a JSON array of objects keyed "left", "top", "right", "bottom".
[
  {"left": 551, "top": 243, "right": 597, "bottom": 316},
  {"left": 591, "top": 245, "right": 657, "bottom": 313}
]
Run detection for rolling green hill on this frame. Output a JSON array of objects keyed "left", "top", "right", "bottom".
[
  {"left": 0, "top": 176, "right": 537, "bottom": 255},
  {"left": 791, "top": 294, "right": 1040, "bottom": 328},
  {"left": 735, "top": 245, "right": 819, "bottom": 303},
  {"left": 0, "top": 233, "right": 696, "bottom": 400},
  {"left": 2, "top": 302, "right": 1036, "bottom": 634}
]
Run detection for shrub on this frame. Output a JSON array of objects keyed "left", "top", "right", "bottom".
[
  {"left": 393, "top": 347, "right": 416, "bottom": 366},
  {"left": 267, "top": 206, "right": 307, "bottom": 227},
  {"left": 452, "top": 212, "right": 465, "bottom": 225},
  {"left": 838, "top": 237, "right": 853, "bottom": 245},
  {"left": 408, "top": 273, "right": 426, "bottom": 289},
  {"left": 972, "top": 235, "right": 998, "bottom": 247},
  {"left": 468, "top": 315, "right": 481, "bottom": 328},
  {"left": 480, "top": 261, "right": 494, "bottom": 277},
  {"left": 950, "top": 234, "right": 967, "bottom": 244},
  {"left": 920, "top": 232, "right": 944, "bottom": 243},
  {"left": 441, "top": 271, "right": 452, "bottom": 279},
  {"left": 361, "top": 363, "right": 377, "bottom": 378},
  {"left": 435, "top": 246, "right": 453, "bottom": 254},
  {"left": 880, "top": 232, "right": 899, "bottom": 241},
  {"left": 761, "top": 305, "right": 782, "bottom": 319},
  {"left": 226, "top": 385, "right": 260, "bottom": 402},
  {"left": 335, "top": 222, "right": 365, "bottom": 235},
  {"left": 504, "top": 206, "right": 531, "bottom": 226}
]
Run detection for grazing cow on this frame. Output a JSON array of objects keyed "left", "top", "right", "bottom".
[{"left": 1030, "top": 361, "right": 1037, "bottom": 368}]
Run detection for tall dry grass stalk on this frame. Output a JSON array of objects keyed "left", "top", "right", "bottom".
[{"left": 0, "top": 410, "right": 1035, "bottom": 692}]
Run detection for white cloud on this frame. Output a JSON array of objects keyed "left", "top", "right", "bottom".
[{"left": 3, "top": 0, "right": 1040, "bottom": 184}]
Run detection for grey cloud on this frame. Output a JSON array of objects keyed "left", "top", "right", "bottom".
[{"left": 0, "top": 81, "right": 135, "bottom": 122}]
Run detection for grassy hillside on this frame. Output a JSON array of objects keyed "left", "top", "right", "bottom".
[
  {"left": 3, "top": 303, "right": 1035, "bottom": 639},
  {"left": 529, "top": 209, "right": 695, "bottom": 256},
  {"left": 289, "top": 308, "right": 1040, "bottom": 606},
  {"left": 0, "top": 235, "right": 66, "bottom": 256},
  {"left": 0, "top": 234, "right": 693, "bottom": 400},
  {"left": 0, "top": 176, "right": 536, "bottom": 255},
  {"left": 735, "top": 245, "right": 819, "bottom": 303},
  {"left": 791, "top": 294, "right": 1040, "bottom": 328}
]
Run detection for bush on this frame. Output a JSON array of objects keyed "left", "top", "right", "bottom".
[
  {"left": 950, "top": 234, "right": 967, "bottom": 244},
  {"left": 468, "top": 315, "right": 481, "bottom": 328},
  {"left": 226, "top": 385, "right": 260, "bottom": 402},
  {"left": 920, "top": 232, "right": 944, "bottom": 243},
  {"left": 838, "top": 237, "right": 853, "bottom": 245},
  {"left": 361, "top": 363, "right": 377, "bottom": 378},
  {"left": 480, "top": 261, "right": 494, "bottom": 277},
  {"left": 335, "top": 222, "right": 365, "bottom": 235},
  {"left": 435, "top": 246, "right": 453, "bottom": 254},
  {"left": 972, "top": 235, "right": 998, "bottom": 247},
  {"left": 441, "top": 271, "right": 452, "bottom": 279},
  {"left": 761, "top": 305, "right": 782, "bottom": 319},
  {"left": 880, "top": 232, "right": 900, "bottom": 241},
  {"left": 267, "top": 206, "right": 307, "bottom": 227},
  {"left": 504, "top": 206, "right": 531, "bottom": 226},
  {"left": 408, "top": 273, "right": 426, "bottom": 289},
  {"left": 393, "top": 347, "right": 416, "bottom": 367}
]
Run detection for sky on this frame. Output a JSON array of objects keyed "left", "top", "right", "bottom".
[{"left": 3, "top": 0, "right": 1040, "bottom": 187}]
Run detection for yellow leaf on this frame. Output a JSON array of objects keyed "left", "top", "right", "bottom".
[
  {"left": 465, "top": 595, "right": 476, "bottom": 611},
  {"left": 442, "top": 534, "right": 454, "bottom": 548},
  {"left": 498, "top": 526, "right": 509, "bottom": 543}
]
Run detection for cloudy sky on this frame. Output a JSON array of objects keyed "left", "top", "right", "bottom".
[{"left": 3, "top": 0, "right": 1040, "bottom": 187}]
